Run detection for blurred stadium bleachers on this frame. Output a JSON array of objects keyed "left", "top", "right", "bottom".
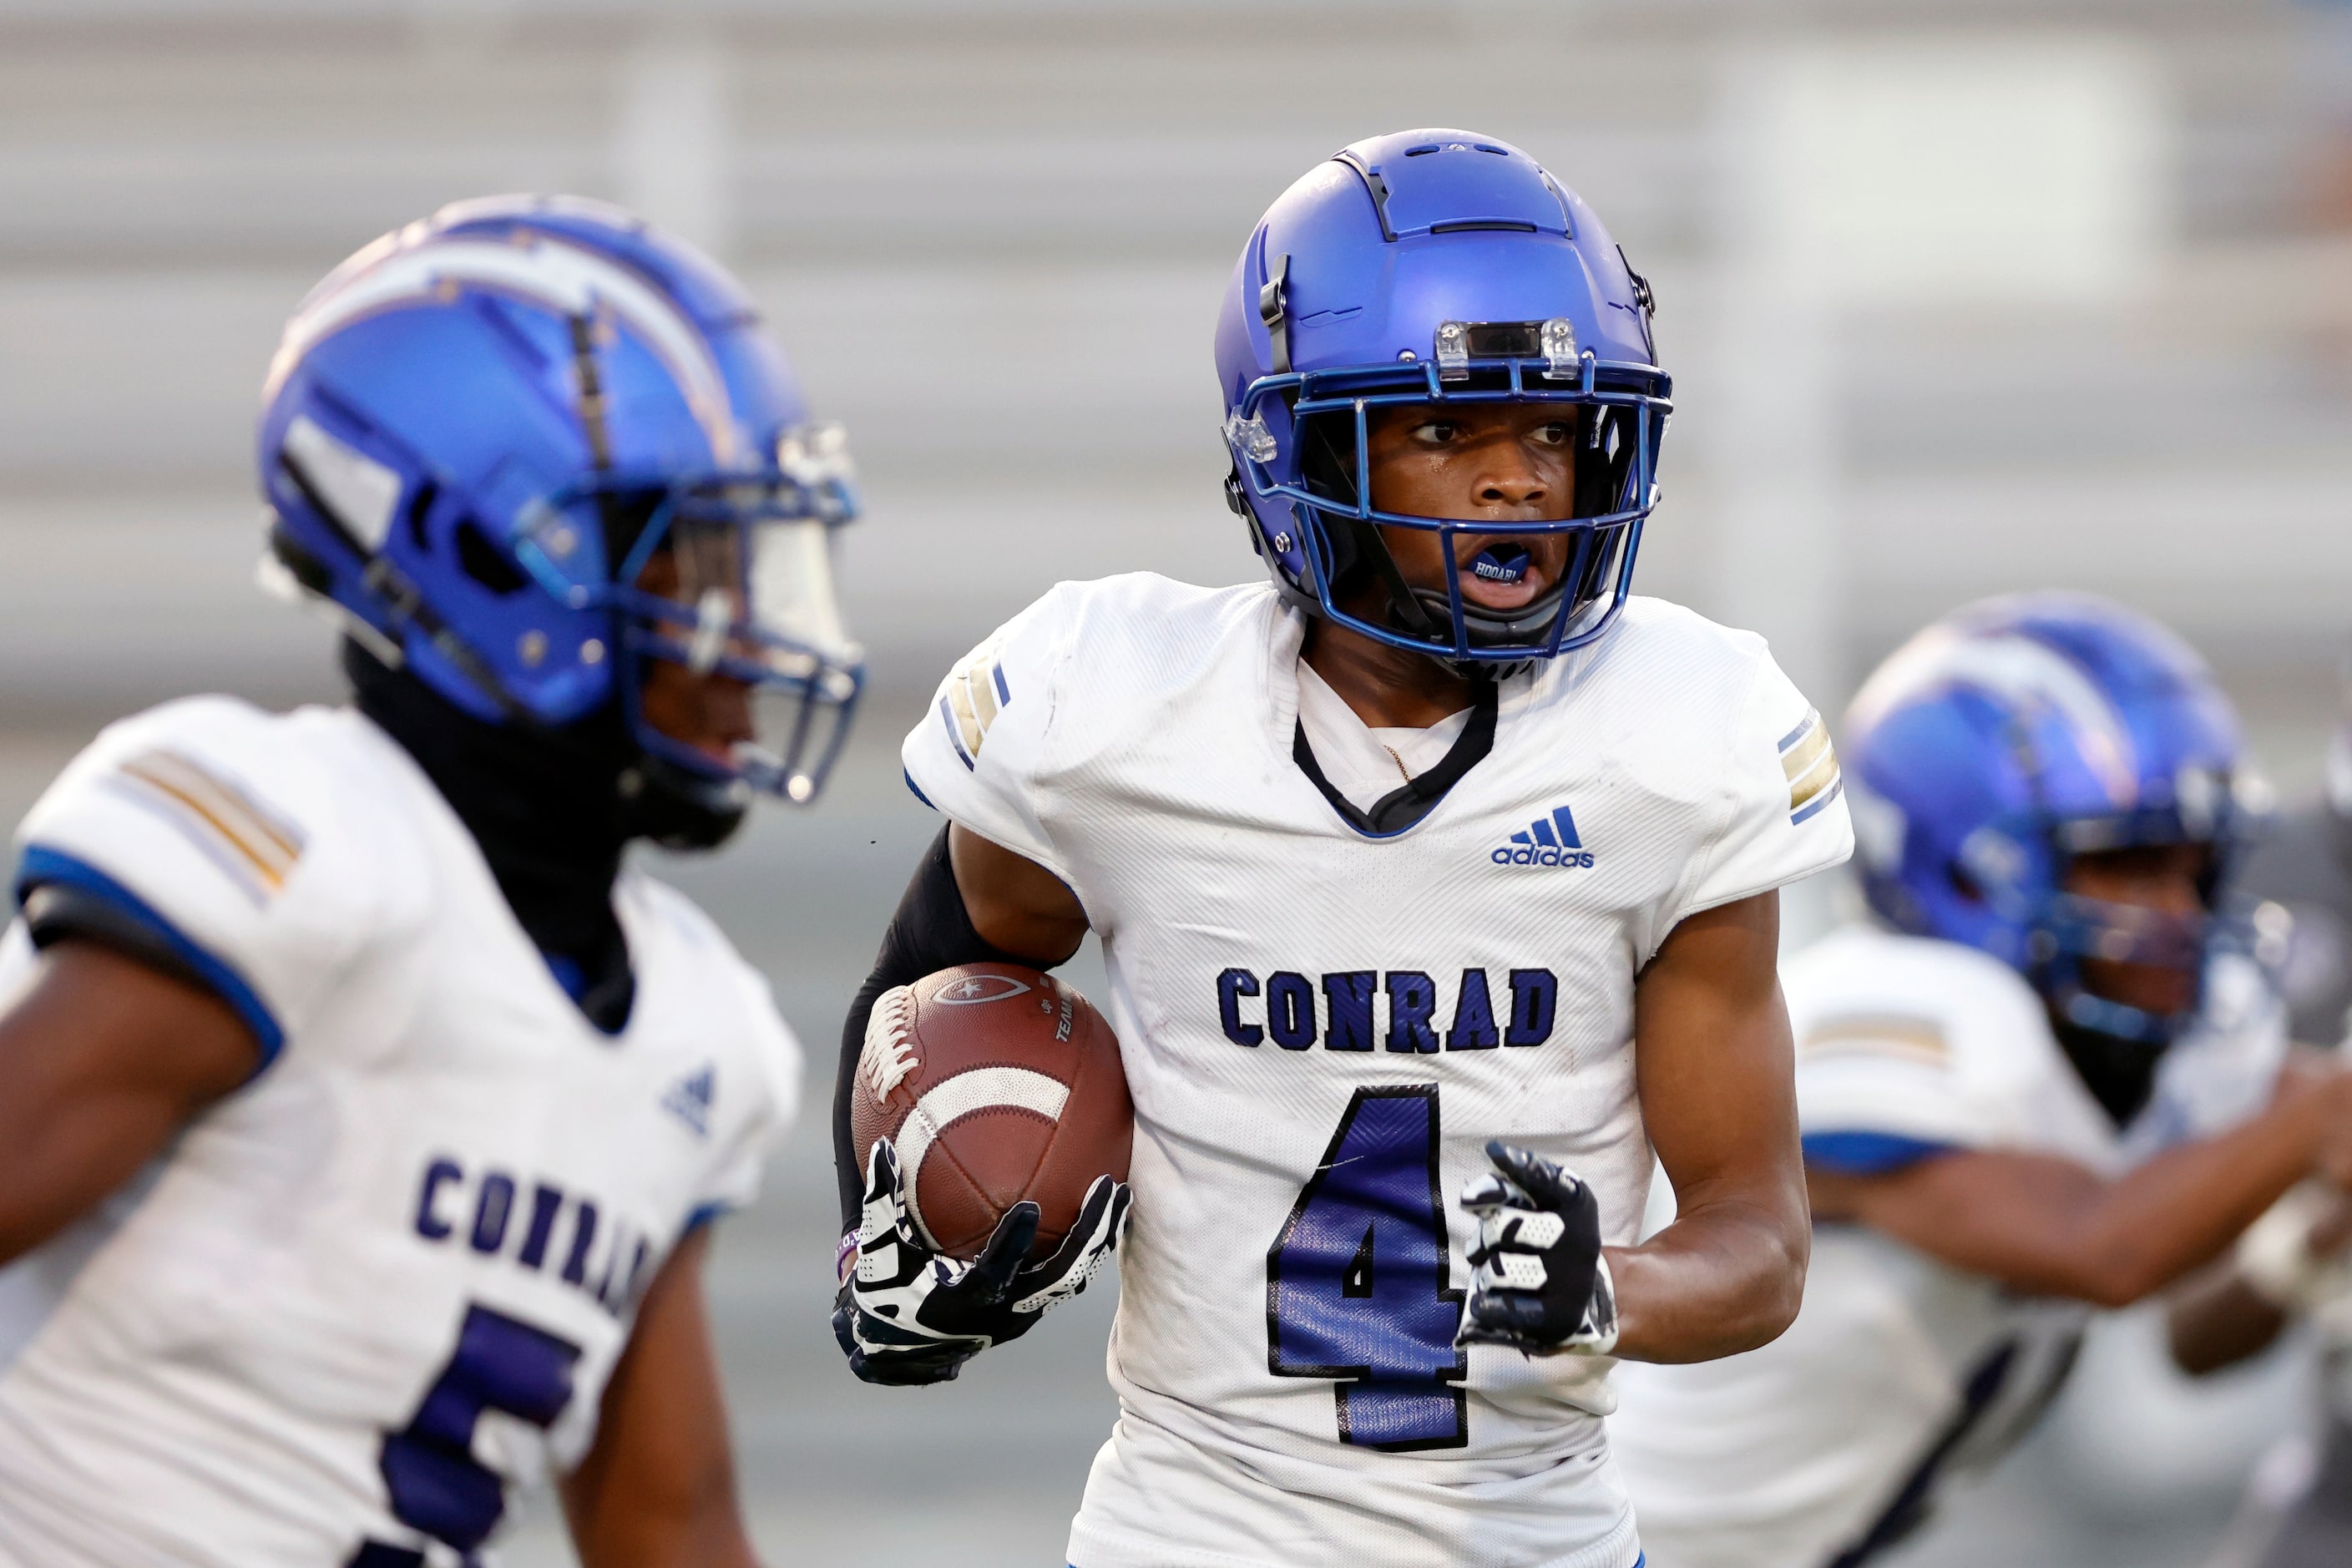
[{"left": 3, "top": 3, "right": 2349, "bottom": 1563}]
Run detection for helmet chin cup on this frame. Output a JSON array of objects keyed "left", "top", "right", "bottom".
[
  {"left": 1405, "top": 568, "right": 1561, "bottom": 685},
  {"left": 1409, "top": 579, "right": 1570, "bottom": 649},
  {"left": 618, "top": 751, "right": 750, "bottom": 851},
  {"left": 1302, "top": 501, "right": 1620, "bottom": 684}
]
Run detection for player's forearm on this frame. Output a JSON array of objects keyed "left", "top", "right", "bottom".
[
  {"left": 1604, "top": 1192, "right": 1808, "bottom": 1363},
  {"left": 2060, "top": 1101, "right": 2327, "bottom": 1305},
  {"left": 0, "top": 1095, "right": 164, "bottom": 1262},
  {"left": 565, "top": 1232, "right": 762, "bottom": 1568},
  {"left": 1617, "top": 893, "right": 1808, "bottom": 1361},
  {"left": 2068, "top": 1072, "right": 2352, "bottom": 1308},
  {"left": 566, "top": 1464, "right": 761, "bottom": 1568},
  {"left": 1844, "top": 1091, "right": 2334, "bottom": 1308},
  {"left": 567, "top": 1494, "right": 761, "bottom": 1568}
]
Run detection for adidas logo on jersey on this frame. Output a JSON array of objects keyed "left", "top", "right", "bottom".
[
  {"left": 661, "top": 1065, "right": 715, "bottom": 1138},
  {"left": 1492, "top": 805, "right": 1594, "bottom": 868}
]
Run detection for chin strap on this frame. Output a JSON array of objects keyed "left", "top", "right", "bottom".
[
  {"left": 1309, "top": 507, "right": 1446, "bottom": 647},
  {"left": 1366, "top": 537, "right": 1448, "bottom": 643}
]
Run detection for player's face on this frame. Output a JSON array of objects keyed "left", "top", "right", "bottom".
[
  {"left": 2063, "top": 842, "right": 2212, "bottom": 1018},
  {"left": 1364, "top": 404, "right": 1576, "bottom": 615},
  {"left": 632, "top": 547, "right": 756, "bottom": 769}
]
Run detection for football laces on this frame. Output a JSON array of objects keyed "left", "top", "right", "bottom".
[{"left": 862, "top": 985, "right": 920, "bottom": 1098}]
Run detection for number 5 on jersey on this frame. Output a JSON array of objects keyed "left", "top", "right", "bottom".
[
  {"left": 352, "top": 1303, "right": 580, "bottom": 1565},
  {"left": 1267, "top": 1085, "right": 1467, "bottom": 1450}
]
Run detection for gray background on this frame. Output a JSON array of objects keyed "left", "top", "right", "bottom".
[{"left": 4, "top": 1, "right": 2351, "bottom": 1563}]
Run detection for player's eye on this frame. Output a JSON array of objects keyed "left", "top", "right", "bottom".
[
  {"left": 1412, "top": 420, "right": 1460, "bottom": 445},
  {"left": 1532, "top": 421, "right": 1572, "bottom": 447}
]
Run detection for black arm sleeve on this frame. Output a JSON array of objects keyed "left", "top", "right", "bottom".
[
  {"left": 23, "top": 884, "right": 215, "bottom": 997},
  {"left": 834, "top": 826, "right": 1043, "bottom": 1232}
]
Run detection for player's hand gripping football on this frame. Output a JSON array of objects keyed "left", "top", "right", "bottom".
[
  {"left": 832, "top": 1137, "right": 1130, "bottom": 1385},
  {"left": 1456, "top": 1140, "right": 1619, "bottom": 1357}
]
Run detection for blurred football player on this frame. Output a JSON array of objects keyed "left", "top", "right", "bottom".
[
  {"left": 830, "top": 130, "right": 1852, "bottom": 1567},
  {"left": 0, "top": 196, "right": 862, "bottom": 1565},
  {"left": 1611, "top": 594, "right": 2352, "bottom": 1568}
]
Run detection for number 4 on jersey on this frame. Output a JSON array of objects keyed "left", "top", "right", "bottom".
[{"left": 1267, "top": 1085, "right": 1467, "bottom": 1450}]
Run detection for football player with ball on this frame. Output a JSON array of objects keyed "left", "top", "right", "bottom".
[{"left": 833, "top": 131, "right": 1853, "bottom": 1567}]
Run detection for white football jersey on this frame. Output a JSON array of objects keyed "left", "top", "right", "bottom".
[
  {"left": 0, "top": 696, "right": 799, "bottom": 1567},
  {"left": 901, "top": 574, "right": 1853, "bottom": 1568},
  {"left": 1611, "top": 923, "right": 2287, "bottom": 1568}
]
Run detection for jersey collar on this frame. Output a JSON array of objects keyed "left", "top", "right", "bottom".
[{"left": 1292, "top": 680, "right": 1500, "bottom": 840}]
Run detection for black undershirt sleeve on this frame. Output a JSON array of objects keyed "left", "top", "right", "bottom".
[
  {"left": 834, "top": 826, "right": 1038, "bottom": 1233},
  {"left": 22, "top": 883, "right": 216, "bottom": 998}
]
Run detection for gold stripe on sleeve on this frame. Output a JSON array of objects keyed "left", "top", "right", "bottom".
[
  {"left": 118, "top": 749, "right": 305, "bottom": 889},
  {"left": 1800, "top": 1013, "right": 1950, "bottom": 1065},
  {"left": 1778, "top": 711, "right": 1843, "bottom": 816}
]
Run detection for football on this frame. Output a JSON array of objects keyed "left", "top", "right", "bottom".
[{"left": 849, "top": 963, "right": 1132, "bottom": 1262}]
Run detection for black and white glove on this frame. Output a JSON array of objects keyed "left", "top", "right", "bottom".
[
  {"left": 1456, "top": 1140, "right": 1618, "bottom": 1357},
  {"left": 832, "top": 1137, "right": 1130, "bottom": 1386}
]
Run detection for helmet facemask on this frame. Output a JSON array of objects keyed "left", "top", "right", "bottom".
[
  {"left": 1935, "top": 791, "right": 2268, "bottom": 1123},
  {"left": 2029, "top": 797, "right": 2263, "bottom": 1044},
  {"left": 1231, "top": 341, "right": 1664, "bottom": 673},
  {"left": 515, "top": 426, "right": 865, "bottom": 835}
]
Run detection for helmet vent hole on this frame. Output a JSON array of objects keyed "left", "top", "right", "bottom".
[{"left": 454, "top": 518, "right": 528, "bottom": 596}]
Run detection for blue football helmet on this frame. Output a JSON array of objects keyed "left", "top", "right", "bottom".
[
  {"left": 258, "top": 194, "right": 863, "bottom": 812},
  {"left": 1844, "top": 593, "right": 2268, "bottom": 1047},
  {"left": 1215, "top": 130, "right": 1670, "bottom": 666}
]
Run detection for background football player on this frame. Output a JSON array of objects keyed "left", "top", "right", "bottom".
[
  {"left": 0, "top": 197, "right": 861, "bottom": 1565},
  {"left": 1611, "top": 594, "right": 2352, "bottom": 1568},
  {"left": 830, "top": 130, "right": 1852, "bottom": 1568}
]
